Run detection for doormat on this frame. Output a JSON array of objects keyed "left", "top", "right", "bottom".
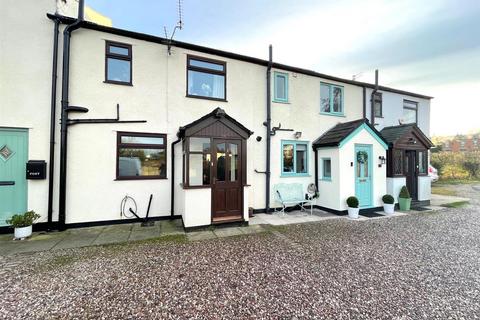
[
  {"left": 359, "top": 211, "right": 385, "bottom": 218},
  {"left": 411, "top": 206, "right": 431, "bottom": 211}
]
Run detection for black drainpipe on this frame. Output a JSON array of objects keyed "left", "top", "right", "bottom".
[
  {"left": 170, "top": 137, "right": 181, "bottom": 216},
  {"left": 47, "top": 17, "right": 60, "bottom": 230},
  {"left": 58, "top": 0, "right": 85, "bottom": 230},
  {"left": 265, "top": 45, "right": 273, "bottom": 213},
  {"left": 362, "top": 86, "right": 366, "bottom": 119},
  {"left": 370, "top": 69, "right": 378, "bottom": 125}
]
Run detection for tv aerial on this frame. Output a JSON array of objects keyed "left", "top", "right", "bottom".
[{"left": 164, "top": 0, "right": 184, "bottom": 55}]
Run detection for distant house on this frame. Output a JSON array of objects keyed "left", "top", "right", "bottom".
[
  {"left": 0, "top": 0, "right": 433, "bottom": 232},
  {"left": 441, "top": 135, "right": 480, "bottom": 152}
]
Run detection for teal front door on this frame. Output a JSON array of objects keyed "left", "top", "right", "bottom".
[
  {"left": 0, "top": 128, "right": 28, "bottom": 226},
  {"left": 354, "top": 144, "right": 372, "bottom": 208}
]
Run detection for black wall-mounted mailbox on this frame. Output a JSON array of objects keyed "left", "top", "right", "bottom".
[{"left": 26, "top": 160, "right": 47, "bottom": 179}]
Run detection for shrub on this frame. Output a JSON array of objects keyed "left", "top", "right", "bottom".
[
  {"left": 382, "top": 194, "right": 395, "bottom": 204},
  {"left": 399, "top": 186, "right": 410, "bottom": 199},
  {"left": 6, "top": 211, "right": 40, "bottom": 228},
  {"left": 346, "top": 196, "right": 359, "bottom": 208}
]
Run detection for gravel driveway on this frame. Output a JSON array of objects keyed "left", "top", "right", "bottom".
[{"left": 1, "top": 188, "right": 480, "bottom": 319}]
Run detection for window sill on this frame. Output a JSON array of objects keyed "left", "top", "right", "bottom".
[
  {"left": 186, "top": 95, "right": 227, "bottom": 102},
  {"left": 182, "top": 184, "right": 211, "bottom": 189},
  {"left": 320, "top": 178, "right": 332, "bottom": 181},
  {"left": 320, "top": 112, "right": 345, "bottom": 117},
  {"left": 375, "top": 116, "right": 384, "bottom": 118},
  {"left": 115, "top": 176, "right": 167, "bottom": 181},
  {"left": 104, "top": 80, "right": 133, "bottom": 86},
  {"left": 280, "top": 173, "right": 311, "bottom": 178},
  {"left": 273, "top": 99, "right": 290, "bottom": 104}
]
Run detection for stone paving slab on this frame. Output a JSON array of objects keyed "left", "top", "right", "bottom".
[
  {"left": 186, "top": 230, "right": 217, "bottom": 241},
  {"left": 93, "top": 231, "right": 130, "bottom": 246},
  {"left": 213, "top": 227, "right": 244, "bottom": 238}
]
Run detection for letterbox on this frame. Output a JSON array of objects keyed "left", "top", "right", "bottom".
[{"left": 26, "top": 160, "right": 47, "bottom": 179}]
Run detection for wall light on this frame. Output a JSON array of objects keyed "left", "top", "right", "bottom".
[
  {"left": 294, "top": 131, "right": 302, "bottom": 139},
  {"left": 378, "top": 156, "right": 386, "bottom": 167}
]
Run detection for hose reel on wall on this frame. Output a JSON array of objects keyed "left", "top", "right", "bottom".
[{"left": 120, "top": 194, "right": 154, "bottom": 227}]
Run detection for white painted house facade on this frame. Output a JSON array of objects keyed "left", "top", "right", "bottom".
[{"left": 0, "top": 0, "right": 433, "bottom": 231}]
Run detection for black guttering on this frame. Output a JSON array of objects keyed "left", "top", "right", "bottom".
[
  {"left": 58, "top": 1, "right": 85, "bottom": 230},
  {"left": 370, "top": 70, "right": 379, "bottom": 126},
  {"left": 46, "top": 13, "right": 433, "bottom": 100},
  {"left": 265, "top": 45, "right": 273, "bottom": 214},
  {"left": 170, "top": 137, "right": 181, "bottom": 216},
  {"left": 47, "top": 17, "right": 60, "bottom": 230}
]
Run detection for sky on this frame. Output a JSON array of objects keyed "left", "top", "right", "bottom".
[{"left": 86, "top": 0, "right": 480, "bottom": 136}]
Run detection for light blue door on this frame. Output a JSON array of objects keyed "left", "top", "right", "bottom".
[
  {"left": 354, "top": 144, "right": 372, "bottom": 208},
  {"left": 0, "top": 128, "right": 28, "bottom": 226}
]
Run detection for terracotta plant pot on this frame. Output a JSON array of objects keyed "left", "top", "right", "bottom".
[
  {"left": 347, "top": 207, "right": 359, "bottom": 219},
  {"left": 14, "top": 225, "right": 32, "bottom": 239},
  {"left": 398, "top": 197, "right": 412, "bottom": 211}
]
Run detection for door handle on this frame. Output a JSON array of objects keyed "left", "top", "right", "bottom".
[{"left": 0, "top": 181, "right": 15, "bottom": 186}]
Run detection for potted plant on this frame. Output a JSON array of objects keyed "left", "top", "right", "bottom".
[
  {"left": 6, "top": 210, "right": 41, "bottom": 240},
  {"left": 346, "top": 196, "right": 360, "bottom": 219},
  {"left": 382, "top": 194, "right": 395, "bottom": 215},
  {"left": 398, "top": 186, "right": 412, "bottom": 211}
]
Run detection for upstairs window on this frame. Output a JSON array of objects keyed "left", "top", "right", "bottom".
[
  {"left": 105, "top": 41, "right": 132, "bottom": 85},
  {"left": 320, "top": 83, "right": 344, "bottom": 115},
  {"left": 281, "top": 141, "right": 309, "bottom": 176},
  {"left": 117, "top": 132, "right": 166, "bottom": 180},
  {"left": 402, "top": 100, "right": 418, "bottom": 124},
  {"left": 187, "top": 55, "right": 226, "bottom": 100},
  {"left": 273, "top": 72, "right": 289, "bottom": 102},
  {"left": 373, "top": 92, "right": 383, "bottom": 117}
]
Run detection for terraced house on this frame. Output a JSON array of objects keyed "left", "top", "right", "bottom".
[{"left": 0, "top": 0, "right": 433, "bottom": 231}]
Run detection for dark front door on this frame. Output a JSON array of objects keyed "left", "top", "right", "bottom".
[
  {"left": 212, "top": 139, "right": 243, "bottom": 221},
  {"left": 405, "top": 150, "right": 418, "bottom": 200}
]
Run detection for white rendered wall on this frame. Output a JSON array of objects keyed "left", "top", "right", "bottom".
[
  {"left": 386, "top": 177, "right": 407, "bottom": 203},
  {"left": 183, "top": 188, "right": 211, "bottom": 228},
  {"left": 417, "top": 176, "right": 431, "bottom": 201},
  {"left": 338, "top": 129, "right": 387, "bottom": 210},
  {"left": 316, "top": 148, "right": 341, "bottom": 210}
]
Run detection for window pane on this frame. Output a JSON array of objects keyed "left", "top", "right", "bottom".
[
  {"left": 283, "top": 144, "right": 294, "bottom": 173},
  {"left": 275, "top": 74, "right": 287, "bottom": 100},
  {"left": 107, "top": 58, "right": 131, "bottom": 82},
  {"left": 229, "top": 143, "right": 238, "bottom": 182},
  {"left": 189, "top": 137, "right": 210, "bottom": 152},
  {"left": 393, "top": 150, "right": 403, "bottom": 175},
  {"left": 190, "top": 59, "right": 224, "bottom": 71},
  {"left": 332, "top": 86, "right": 343, "bottom": 113},
  {"left": 121, "top": 136, "right": 164, "bottom": 145},
  {"left": 402, "top": 108, "right": 417, "bottom": 124},
  {"left": 119, "top": 148, "right": 165, "bottom": 177},
  {"left": 418, "top": 151, "right": 427, "bottom": 174},
  {"left": 109, "top": 45, "right": 129, "bottom": 56},
  {"left": 374, "top": 100, "right": 382, "bottom": 117},
  {"left": 320, "top": 84, "right": 331, "bottom": 113},
  {"left": 404, "top": 101, "right": 418, "bottom": 109},
  {"left": 323, "top": 159, "right": 331, "bottom": 178},
  {"left": 216, "top": 143, "right": 226, "bottom": 181},
  {"left": 188, "top": 70, "right": 225, "bottom": 99},
  {"left": 296, "top": 144, "right": 307, "bottom": 173},
  {"left": 189, "top": 153, "right": 211, "bottom": 186}
]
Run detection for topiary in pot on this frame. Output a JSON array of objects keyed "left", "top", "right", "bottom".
[
  {"left": 346, "top": 196, "right": 359, "bottom": 219},
  {"left": 6, "top": 210, "right": 40, "bottom": 240},
  {"left": 398, "top": 186, "right": 412, "bottom": 211},
  {"left": 382, "top": 194, "right": 395, "bottom": 214}
]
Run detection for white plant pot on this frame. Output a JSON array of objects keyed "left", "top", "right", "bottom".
[
  {"left": 383, "top": 203, "right": 395, "bottom": 215},
  {"left": 14, "top": 225, "right": 32, "bottom": 239},
  {"left": 347, "top": 207, "right": 359, "bottom": 219}
]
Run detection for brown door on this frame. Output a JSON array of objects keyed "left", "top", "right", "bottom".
[
  {"left": 405, "top": 150, "right": 418, "bottom": 200},
  {"left": 212, "top": 139, "right": 243, "bottom": 221}
]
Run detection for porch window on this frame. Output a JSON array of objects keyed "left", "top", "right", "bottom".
[
  {"left": 105, "top": 41, "right": 132, "bottom": 85},
  {"left": 418, "top": 150, "right": 427, "bottom": 175},
  {"left": 187, "top": 55, "right": 226, "bottom": 101},
  {"left": 322, "top": 158, "right": 332, "bottom": 180},
  {"left": 186, "top": 137, "right": 211, "bottom": 186},
  {"left": 281, "top": 141, "right": 308, "bottom": 176},
  {"left": 273, "top": 71, "right": 288, "bottom": 102},
  {"left": 402, "top": 100, "right": 418, "bottom": 124},
  {"left": 117, "top": 132, "right": 166, "bottom": 180},
  {"left": 392, "top": 149, "right": 404, "bottom": 176},
  {"left": 320, "top": 82, "right": 344, "bottom": 116},
  {"left": 374, "top": 92, "right": 382, "bottom": 117}
]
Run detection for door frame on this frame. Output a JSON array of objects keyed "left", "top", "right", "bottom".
[
  {"left": 354, "top": 144, "right": 373, "bottom": 208},
  {"left": 405, "top": 150, "right": 418, "bottom": 200},
  {"left": 0, "top": 127, "right": 28, "bottom": 226},
  {"left": 211, "top": 138, "right": 244, "bottom": 222}
]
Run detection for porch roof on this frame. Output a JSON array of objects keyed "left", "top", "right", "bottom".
[
  {"left": 380, "top": 124, "right": 434, "bottom": 149},
  {"left": 312, "top": 119, "right": 388, "bottom": 149}
]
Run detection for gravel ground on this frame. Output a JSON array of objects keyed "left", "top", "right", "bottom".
[{"left": 1, "top": 187, "right": 480, "bottom": 319}]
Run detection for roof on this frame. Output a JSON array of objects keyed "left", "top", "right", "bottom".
[
  {"left": 178, "top": 108, "right": 253, "bottom": 139},
  {"left": 312, "top": 119, "right": 387, "bottom": 148},
  {"left": 47, "top": 13, "right": 433, "bottom": 100},
  {"left": 380, "top": 124, "right": 434, "bottom": 148}
]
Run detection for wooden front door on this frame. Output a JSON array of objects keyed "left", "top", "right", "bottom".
[
  {"left": 405, "top": 150, "right": 418, "bottom": 200},
  {"left": 212, "top": 139, "right": 243, "bottom": 221}
]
